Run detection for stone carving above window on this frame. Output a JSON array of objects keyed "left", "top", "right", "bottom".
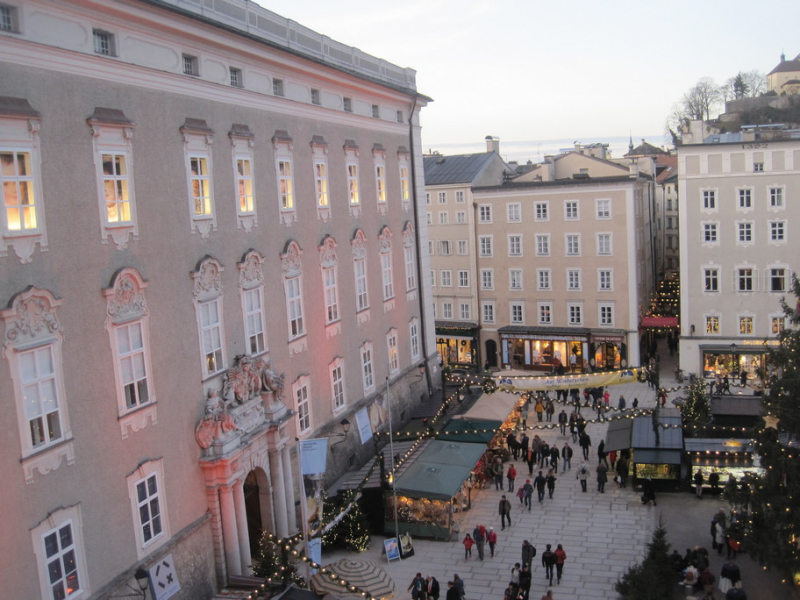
[
  {"left": 105, "top": 268, "right": 149, "bottom": 324},
  {"left": 192, "top": 255, "right": 224, "bottom": 299}
]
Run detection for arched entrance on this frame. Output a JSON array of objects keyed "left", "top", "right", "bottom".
[
  {"left": 485, "top": 340, "right": 498, "bottom": 368},
  {"left": 244, "top": 468, "right": 273, "bottom": 558}
]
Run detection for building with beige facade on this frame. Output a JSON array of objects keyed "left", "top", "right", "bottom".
[
  {"left": 677, "top": 128, "right": 800, "bottom": 382},
  {"left": 0, "top": 1, "right": 432, "bottom": 598},
  {"left": 471, "top": 147, "right": 656, "bottom": 372}
]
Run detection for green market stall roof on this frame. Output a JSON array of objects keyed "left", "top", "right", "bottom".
[
  {"left": 393, "top": 440, "right": 487, "bottom": 500},
  {"left": 436, "top": 418, "right": 502, "bottom": 444}
]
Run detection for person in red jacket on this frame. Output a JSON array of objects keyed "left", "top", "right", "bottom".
[
  {"left": 554, "top": 544, "right": 567, "bottom": 584},
  {"left": 487, "top": 526, "right": 498, "bottom": 558},
  {"left": 462, "top": 533, "right": 474, "bottom": 560},
  {"left": 507, "top": 464, "right": 517, "bottom": 493}
]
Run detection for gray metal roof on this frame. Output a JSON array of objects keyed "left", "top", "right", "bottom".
[
  {"left": 423, "top": 152, "right": 495, "bottom": 185},
  {"left": 631, "top": 409, "right": 683, "bottom": 450}
]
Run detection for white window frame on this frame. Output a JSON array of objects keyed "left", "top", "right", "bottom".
[
  {"left": 537, "top": 268, "right": 551, "bottom": 291},
  {"left": 322, "top": 265, "right": 340, "bottom": 324},
  {"left": 438, "top": 191, "right": 447, "bottom": 204},
  {"left": 769, "top": 220, "right": 786, "bottom": 243},
  {"left": 769, "top": 186, "right": 784, "bottom": 209},
  {"left": 399, "top": 157, "right": 410, "bottom": 206},
  {"left": 311, "top": 138, "right": 330, "bottom": 220},
  {"left": 507, "top": 202, "right": 521, "bottom": 222},
  {"left": 182, "top": 53, "right": 198, "bottom": 75},
  {"left": 330, "top": 357, "right": 346, "bottom": 413},
  {"left": 538, "top": 301, "right": 552, "bottom": 325},
  {"left": 281, "top": 241, "right": 306, "bottom": 344},
  {"left": 93, "top": 28, "right": 116, "bottom": 56},
  {"left": 703, "top": 266, "right": 719, "bottom": 293},
  {"left": 293, "top": 375, "right": 312, "bottom": 435},
  {"left": 771, "top": 314, "right": 786, "bottom": 335},
  {"left": 197, "top": 300, "right": 225, "bottom": 378},
  {"left": 510, "top": 301, "right": 524, "bottom": 324},
  {"left": 442, "top": 302, "right": 453, "bottom": 319},
  {"left": 705, "top": 314, "right": 720, "bottom": 335},
  {"left": 409, "top": 318, "right": 420, "bottom": 360},
  {"left": 458, "top": 270, "right": 469, "bottom": 288},
  {"left": 456, "top": 211, "right": 467, "bottom": 224},
  {"left": 353, "top": 231, "right": 370, "bottom": 313},
  {"left": 534, "top": 201, "right": 549, "bottom": 222},
  {"left": 738, "top": 315, "right": 755, "bottom": 336},
  {"left": 375, "top": 154, "right": 387, "bottom": 209},
  {"left": 737, "top": 187, "right": 753, "bottom": 210},
  {"left": 239, "top": 251, "right": 268, "bottom": 356},
  {"left": 481, "top": 269, "right": 494, "bottom": 290},
  {"left": 508, "top": 234, "right": 522, "bottom": 257},
  {"left": 405, "top": 245, "right": 417, "bottom": 292},
  {"left": 430, "top": 269, "right": 436, "bottom": 288},
  {"left": 478, "top": 204, "right": 492, "bottom": 223},
  {"left": 229, "top": 66, "right": 242, "bottom": 87},
  {"left": 737, "top": 221, "right": 754, "bottom": 244},
  {"left": 438, "top": 211, "right": 449, "bottom": 225},
  {"left": 380, "top": 230, "right": 395, "bottom": 302},
  {"left": 734, "top": 266, "right": 756, "bottom": 292},
  {"left": 509, "top": 268, "right": 522, "bottom": 291},
  {"left": 767, "top": 266, "right": 788, "bottom": 292},
  {"left": 702, "top": 189, "right": 717, "bottom": 211},
  {"left": 482, "top": 301, "right": 496, "bottom": 324},
  {"left": 479, "top": 235, "right": 493, "bottom": 257},
  {"left": 273, "top": 78, "right": 284, "bottom": 96},
  {"left": 535, "top": 234, "right": 550, "bottom": 256},
  {"left": 361, "top": 342, "right": 374, "bottom": 393},
  {"left": 598, "top": 302, "right": 614, "bottom": 327},
  {"left": 598, "top": 269, "right": 613, "bottom": 291},
  {"left": 0, "top": 4, "right": 21, "bottom": 33},
  {"left": 567, "top": 268, "right": 581, "bottom": 291},
  {"left": 564, "top": 200, "right": 580, "bottom": 220},
  {"left": 568, "top": 302, "right": 583, "bottom": 326},
  {"left": 459, "top": 303, "right": 471, "bottom": 320},
  {"left": 387, "top": 329, "right": 399, "bottom": 374},
  {"left": 441, "top": 270, "right": 452, "bottom": 287},
  {"left": 127, "top": 459, "right": 170, "bottom": 558},
  {"left": 595, "top": 198, "right": 611, "bottom": 219},
  {"left": 596, "top": 233, "right": 612, "bottom": 255},
  {"left": 231, "top": 126, "right": 257, "bottom": 231},
  {"left": 457, "top": 239, "right": 468, "bottom": 255},
  {"left": 456, "top": 190, "right": 465, "bottom": 203},
  {"left": 181, "top": 121, "right": 215, "bottom": 235},
  {"left": 702, "top": 222, "right": 718, "bottom": 244},
  {"left": 565, "top": 233, "right": 581, "bottom": 256},
  {"left": 31, "top": 505, "right": 90, "bottom": 600}
]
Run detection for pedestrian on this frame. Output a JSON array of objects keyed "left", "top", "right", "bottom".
[
  {"left": 518, "top": 564, "right": 532, "bottom": 600},
  {"left": 534, "top": 398, "right": 544, "bottom": 422},
  {"left": 714, "top": 520, "right": 726, "bottom": 556},
  {"left": 522, "top": 479, "right": 533, "bottom": 510},
  {"left": 694, "top": 469, "right": 704, "bottom": 499},
  {"left": 499, "top": 494, "right": 512, "bottom": 529},
  {"left": 445, "top": 581, "right": 459, "bottom": 600},
  {"left": 541, "top": 544, "right": 556, "bottom": 585},
  {"left": 549, "top": 445, "right": 559, "bottom": 471},
  {"left": 596, "top": 463, "right": 608, "bottom": 493},
  {"left": 608, "top": 450, "right": 617, "bottom": 471},
  {"left": 546, "top": 469, "right": 557, "bottom": 499},
  {"left": 561, "top": 443, "right": 572, "bottom": 472},
  {"left": 521, "top": 539, "right": 536, "bottom": 570},
  {"left": 539, "top": 591, "right": 553, "bottom": 600},
  {"left": 554, "top": 544, "right": 567, "bottom": 583},
  {"left": 659, "top": 387, "right": 668, "bottom": 407},
  {"left": 426, "top": 575, "right": 440, "bottom": 600},
  {"left": 520, "top": 433, "right": 529, "bottom": 463},
  {"left": 709, "top": 471, "right": 720, "bottom": 494},
  {"left": 641, "top": 477, "right": 657, "bottom": 506},
  {"left": 579, "top": 431, "right": 591, "bottom": 459},
  {"left": 507, "top": 463, "right": 517, "bottom": 493},
  {"left": 519, "top": 404, "right": 529, "bottom": 430},
  {"left": 576, "top": 462, "right": 588, "bottom": 492},
  {"left": 462, "top": 533, "right": 474, "bottom": 560},
  {"left": 472, "top": 523, "right": 486, "bottom": 560},
  {"left": 617, "top": 456, "right": 629, "bottom": 488},
  {"left": 526, "top": 447, "right": 535, "bottom": 476},
  {"left": 569, "top": 412, "right": 578, "bottom": 442},
  {"left": 453, "top": 575, "right": 465, "bottom": 600},
  {"left": 539, "top": 441, "right": 550, "bottom": 469},
  {"left": 632, "top": 397, "right": 639, "bottom": 409},
  {"left": 507, "top": 431, "right": 519, "bottom": 460},
  {"left": 597, "top": 439, "right": 608, "bottom": 468},
  {"left": 408, "top": 573, "right": 426, "bottom": 600},
  {"left": 534, "top": 470, "right": 547, "bottom": 503},
  {"left": 558, "top": 409, "right": 567, "bottom": 435},
  {"left": 510, "top": 563, "right": 521, "bottom": 596},
  {"left": 487, "top": 526, "right": 498, "bottom": 558},
  {"left": 494, "top": 458, "right": 504, "bottom": 491},
  {"left": 603, "top": 388, "right": 610, "bottom": 406},
  {"left": 719, "top": 561, "right": 741, "bottom": 594},
  {"left": 740, "top": 370, "right": 747, "bottom": 387},
  {"left": 545, "top": 399, "right": 554, "bottom": 422}
]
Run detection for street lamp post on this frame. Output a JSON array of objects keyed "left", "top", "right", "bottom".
[{"left": 385, "top": 376, "right": 400, "bottom": 551}]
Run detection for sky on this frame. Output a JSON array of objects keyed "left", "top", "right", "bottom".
[{"left": 257, "top": 0, "right": 800, "bottom": 163}]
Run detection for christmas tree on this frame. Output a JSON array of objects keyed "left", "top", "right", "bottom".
[
  {"left": 681, "top": 380, "right": 712, "bottom": 437},
  {"left": 745, "top": 276, "right": 800, "bottom": 586},
  {"left": 321, "top": 490, "right": 371, "bottom": 552},
  {"left": 251, "top": 532, "right": 307, "bottom": 588},
  {"left": 615, "top": 522, "right": 675, "bottom": 600}
]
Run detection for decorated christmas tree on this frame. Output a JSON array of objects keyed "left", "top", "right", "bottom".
[
  {"left": 615, "top": 522, "right": 675, "bottom": 600},
  {"left": 745, "top": 275, "right": 800, "bottom": 586},
  {"left": 251, "top": 532, "right": 307, "bottom": 588},
  {"left": 321, "top": 490, "right": 371, "bottom": 552},
  {"left": 681, "top": 380, "right": 712, "bottom": 437}
]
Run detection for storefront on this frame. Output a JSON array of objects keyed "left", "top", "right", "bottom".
[
  {"left": 589, "top": 329, "right": 628, "bottom": 371},
  {"left": 498, "top": 326, "right": 590, "bottom": 372},
  {"left": 684, "top": 438, "right": 763, "bottom": 491},
  {"left": 700, "top": 341, "right": 777, "bottom": 381},
  {"left": 435, "top": 321, "right": 479, "bottom": 369},
  {"left": 630, "top": 409, "right": 684, "bottom": 488}
]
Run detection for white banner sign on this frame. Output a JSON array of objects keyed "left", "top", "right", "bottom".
[
  {"left": 148, "top": 554, "right": 180, "bottom": 600},
  {"left": 355, "top": 407, "right": 373, "bottom": 445},
  {"left": 300, "top": 439, "right": 328, "bottom": 475}
]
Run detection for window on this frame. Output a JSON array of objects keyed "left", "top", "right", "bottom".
[
  {"left": 509, "top": 269, "right": 522, "bottom": 290},
  {"left": 135, "top": 471, "right": 164, "bottom": 546},
  {"left": 360, "top": 342, "right": 374, "bottom": 392},
  {"left": 93, "top": 29, "right": 115, "bottom": 56},
  {"left": 381, "top": 246, "right": 394, "bottom": 301},
  {"left": 438, "top": 212, "right": 449, "bottom": 225},
  {"left": 739, "top": 316, "right": 754, "bottom": 335},
  {"left": 703, "top": 222, "right": 718, "bottom": 243},
  {"left": 507, "top": 202, "right": 521, "bottom": 222},
  {"left": 535, "top": 201, "right": 549, "bottom": 221},
  {"left": 330, "top": 359, "right": 346, "bottom": 411},
  {"left": 189, "top": 155, "right": 211, "bottom": 216},
  {"left": 372, "top": 104, "right": 380, "bottom": 118},
  {"left": 278, "top": 159, "right": 294, "bottom": 210},
  {"left": 399, "top": 163, "right": 410, "bottom": 203},
  {"left": 1, "top": 4, "right": 19, "bottom": 32},
  {"left": 2, "top": 149, "right": 40, "bottom": 234},
  {"left": 565, "top": 234, "right": 580, "bottom": 256},
  {"left": 704, "top": 268, "right": 719, "bottom": 292},
  {"left": 32, "top": 506, "right": 89, "bottom": 600},
  {"left": 323, "top": 266, "right": 339, "bottom": 324},
  {"left": 285, "top": 275, "right": 305, "bottom": 338},
  {"left": 347, "top": 162, "right": 360, "bottom": 205},
  {"left": 441, "top": 270, "right": 452, "bottom": 287},
  {"left": 770, "top": 220, "right": 785, "bottom": 242},
  {"left": 354, "top": 256, "right": 368, "bottom": 311},
  {"left": 442, "top": 302, "right": 453, "bottom": 319},
  {"left": 126, "top": 459, "right": 170, "bottom": 558},
  {"left": 458, "top": 270, "right": 469, "bottom": 288},
  {"left": 702, "top": 190, "right": 716, "bottom": 210},
  {"left": 599, "top": 303, "right": 614, "bottom": 326},
  {"left": 311, "top": 88, "right": 321, "bottom": 105},
  {"left": 438, "top": 240, "right": 452, "bottom": 255},
  {"left": 456, "top": 211, "right": 466, "bottom": 224},
  {"left": 482, "top": 302, "right": 495, "bottom": 324},
  {"left": 456, "top": 191, "right": 465, "bottom": 203},
  {"left": 772, "top": 317, "right": 785, "bottom": 335},
  {"left": 769, "top": 187, "right": 784, "bottom": 208},
  {"left": 508, "top": 234, "right": 522, "bottom": 256},
  {"left": 198, "top": 299, "right": 224, "bottom": 376},
  {"left": 387, "top": 330, "right": 399, "bottom": 374},
  {"left": 535, "top": 235, "right": 550, "bottom": 256},
  {"left": 375, "top": 164, "right": 387, "bottom": 205},
  {"left": 537, "top": 269, "right": 551, "bottom": 290},
  {"left": 430, "top": 269, "right": 436, "bottom": 287},
  {"left": 235, "top": 157, "right": 254, "bottom": 215},
  {"left": 182, "top": 53, "right": 198, "bottom": 75},
  {"left": 459, "top": 303, "right": 471, "bottom": 320},
  {"left": 457, "top": 240, "right": 468, "bottom": 255},
  {"left": 738, "top": 188, "right": 752, "bottom": 209},
  {"left": 478, "top": 205, "right": 492, "bottom": 222},
  {"left": 737, "top": 222, "right": 753, "bottom": 243},
  {"left": 565, "top": 200, "right": 579, "bottom": 220},
  {"left": 396, "top": 110, "right": 404, "bottom": 123},
  {"left": 404, "top": 239, "right": 417, "bottom": 292},
  {"left": 568, "top": 303, "right": 583, "bottom": 325},
  {"left": 753, "top": 162, "right": 764, "bottom": 172},
  {"left": 438, "top": 191, "right": 446, "bottom": 204},
  {"left": 598, "top": 269, "right": 613, "bottom": 291},
  {"left": 567, "top": 269, "right": 581, "bottom": 291},
  {"left": 481, "top": 269, "right": 493, "bottom": 290},
  {"left": 425, "top": 192, "right": 431, "bottom": 205},
  {"left": 343, "top": 97, "right": 352, "bottom": 112},
  {"left": 240, "top": 253, "right": 267, "bottom": 355},
  {"left": 737, "top": 268, "right": 754, "bottom": 292},
  {"left": 409, "top": 318, "right": 420, "bottom": 360},
  {"left": 273, "top": 78, "right": 284, "bottom": 96},
  {"left": 596, "top": 233, "right": 611, "bottom": 255},
  {"left": 538, "top": 302, "right": 552, "bottom": 325},
  {"left": 705, "top": 316, "right": 720, "bottom": 334},
  {"left": 229, "top": 67, "right": 242, "bottom": 87},
  {"left": 596, "top": 198, "right": 611, "bottom": 219},
  {"left": 510, "top": 302, "right": 524, "bottom": 324},
  {"left": 769, "top": 268, "right": 787, "bottom": 292},
  {"left": 479, "top": 235, "right": 493, "bottom": 257}
]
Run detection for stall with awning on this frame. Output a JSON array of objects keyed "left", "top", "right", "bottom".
[
  {"left": 454, "top": 390, "right": 520, "bottom": 423},
  {"left": 630, "top": 408, "right": 684, "bottom": 487},
  {"left": 605, "top": 417, "right": 634, "bottom": 453}
]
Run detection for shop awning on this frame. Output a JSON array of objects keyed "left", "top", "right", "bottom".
[
  {"left": 605, "top": 417, "right": 634, "bottom": 452},
  {"left": 393, "top": 440, "right": 487, "bottom": 500},
  {"left": 632, "top": 409, "right": 683, "bottom": 450},
  {"left": 634, "top": 449, "right": 682, "bottom": 464},
  {"left": 455, "top": 390, "right": 520, "bottom": 423},
  {"left": 437, "top": 418, "right": 501, "bottom": 444}
]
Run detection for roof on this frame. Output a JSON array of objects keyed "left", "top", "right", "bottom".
[
  {"left": 474, "top": 174, "right": 644, "bottom": 193},
  {"left": 768, "top": 58, "right": 800, "bottom": 76},
  {"left": 394, "top": 440, "right": 487, "bottom": 500},
  {"left": 625, "top": 140, "right": 668, "bottom": 157},
  {"left": 423, "top": 152, "right": 496, "bottom": 185},
  {"left": 631, "top": 410, "right": 683, "bottom": 450},
  {"left": 655, "top": 155, "right": 678, "bottom": 185}
]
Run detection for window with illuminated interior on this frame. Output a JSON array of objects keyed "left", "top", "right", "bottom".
[{"left": 191, "top": 256, "right": 227, "bottom": 378}]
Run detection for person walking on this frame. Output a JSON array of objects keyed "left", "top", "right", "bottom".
[
  {"left": 554, "top": 544, "right": 567, "bottom": 584},
  {"left": 618, "top": 395, "right": 626, "bottom": 412},
  {"left": 546, "top": 469, "right": 557, "bottom": 499},
  {"left": 462, "top": 533, "right": 474, "bottom": 560},
  {"left": 558, "top": 409, "right": 567, "bottom": 435},
  {"left": 579, "top": 431, "right": 591, "bottom": 459},
  {"left": 510, "top": 563, "right": 521, "bottom": 596},
  {"left": 473, "top": 524, "right": 486, "bottom": 560},
  {"left": 576, "top": 462, "right": 588, "bottom": 492},
  {"left": 533, "top": 470, "right": 547, "bottom": 503},
  {"left": 519, "top": 404, "right": 529, "bottom": 430},
  {"left": 534, "top": 397, "right": 544, "bottom": 422},
  {"left": 494, "top": 459, "right": 504, "bottom": 491},
  {"left": 522, "top": 479, "right": 533, "bottom": 510},
  {"left": 445, "top": 581, "right": 460, "bottom": 600},
  {"left": 545, "top": 399, "right": 555, "bottom": 422},
  {"left": 641, "top": 477, "right": 657, "bottom": 506},
  {"left": 521, "top": 539, "right": 536, "bottom": 570},
  {"left": 541, "top": 544, "right": 556, "bottom": 586},
  {"left": 616, "top": 455, "right": 629, "bottom": 488},
  {"left": 507, "top": 464, "right": 517, "bottom": 493},
  {"left": 408, "top": 573, "right": 426, "bottom": 600},
  {"left": 539, "top": 591, "right": 553, "bottom": 600},
  {"left": 596, "top": 463, "right": 608, "bottom": 493},
  {"left": 426, "top": 575, "right": 440, "bottom": 600},
  {"left": 487, "top": 526, "right": 498, "bottom": 558},
  {"left": 518, "top": 564, "right": 532, "bottom": 600},
  {"left": 452, "top": 575, "right": 465, "bottom": 600},
  {"left": 597, "top": 439, "right": 608, "bottom": 468},
  {"left": 519, "top": 433, "right": 530, "bottom": 464},
  {"left": 561, "top": 443, "right": 573, "bottom": 473},
  {"left": 499, "top": 494, "right": 512, "bottom": 529},
  {"left": 694, "top": 469, "right": 704, "bottom": 499},
  {"left": 569, "top": 412, "right": 578, "bottom": 442}
]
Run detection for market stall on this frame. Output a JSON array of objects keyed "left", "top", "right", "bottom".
[
  {"left": 684, "top": 438, "right": 764, "bottom": 493},
  {"left": 454, "top": 390, "right": 521, "bottom": 424},
  {"left": 386, "top": 440, "right": 486, "bottom": 541},
  {"left": 630, "top": 409, "right": 684, "bottom": 489}
]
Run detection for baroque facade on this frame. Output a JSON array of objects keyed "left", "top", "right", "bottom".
[{"left": 0, "top": 1, "right": 431, "bottom": 598}]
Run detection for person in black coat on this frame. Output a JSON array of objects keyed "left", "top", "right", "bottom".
[
  {"left": 445, "top": 581, "right": 460, "bottom": 600},
  {"left": 518, "top": 564, "right": 532, "bottom": 600},
  {"left": 425, "top": 575, "right": 440, "bottom": 600}
]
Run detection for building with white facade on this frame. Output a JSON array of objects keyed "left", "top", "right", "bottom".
[
  {"left": 677, "top": 128, "right": 800, "bottom": 381},
  {"left": 0, "top": 1, "right": 431, "bottom": 598}
]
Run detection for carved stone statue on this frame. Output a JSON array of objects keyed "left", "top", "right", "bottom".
[
  {"left": 255, "top": 357, "right": 285, "bottom": 402},
  {"left": 222, "top": 355, "right": 261, "bottom": 405},
  {"left": 195, "top": 389, "right": 238, "bottom": 449}
]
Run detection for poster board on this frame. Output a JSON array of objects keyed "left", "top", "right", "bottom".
[{"left": 384, "top": 538, "right": 401, "bottom": 562}]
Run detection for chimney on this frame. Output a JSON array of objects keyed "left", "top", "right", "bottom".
[{"left": 485, "top": 135, "right": 500, "bottom": 154}]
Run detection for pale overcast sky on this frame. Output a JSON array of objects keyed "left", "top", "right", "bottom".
[{"left": 258, "top": 0, "right": 799, "bottom": 162}]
